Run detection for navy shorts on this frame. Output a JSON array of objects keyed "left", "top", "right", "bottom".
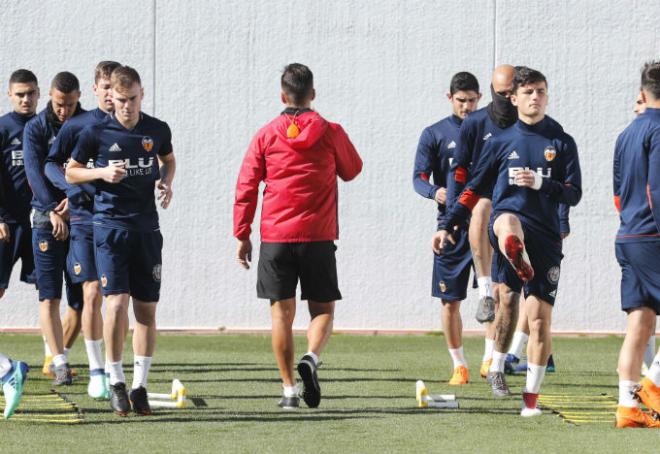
[
  {"left": 94, "top": 225, "right": 162, "bottom": 302},
  {"left": 257, "top": 241, "right": 341, "bottom": 302},
  {"left": 488, "top": 216, "right": 563, "bottom": 305},
  {"left": 32, "top": 228, "right": 83, "bottom": 309},
  {"left": 432, "top": 227, "right": 474, "bottom": 301},
  {"left": 0, "top": 222, "right": 36, "bottom": 288},
  {"left": 67, "top": 224, "right": 97, "bottom": 284},
  {"left": 616, "top": 241, "right": 660, "bottom": 314}
]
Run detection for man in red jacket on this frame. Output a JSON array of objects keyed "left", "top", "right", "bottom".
[{"left": 234, "top": 63, "right": 362, "bottom": 410}]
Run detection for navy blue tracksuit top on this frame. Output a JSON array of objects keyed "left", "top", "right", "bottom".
[
  {"left": 613, "top": 107, "right": 660, "bottom": 242},
  {"left": 413, "top": 115, "right": 461, "bottom": 220},
  {"left": 442, "top": 117, "right": 582, "bottom": 241}
]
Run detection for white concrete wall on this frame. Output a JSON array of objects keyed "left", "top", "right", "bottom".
[{"left": 1, "top": 0, "right": 658, "bottom": 331}]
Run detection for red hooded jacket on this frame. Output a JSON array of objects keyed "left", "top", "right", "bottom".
[{"left": 234, "top": 110, "right": 362, "bottom": 242}]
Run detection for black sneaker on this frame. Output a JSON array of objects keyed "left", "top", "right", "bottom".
[
  {"left": 110, "top": 382, "right": 131, "bottom": 416},
  {"left": 278, "top": 394, "right": 300, "bottom": 410},
  {"left": 297, "top": 355, "right": 321, "bottom": 408},
  {"left": 52, "top": 363, "right": 73, "bottom": 386},
  {"left": 487, "top": 371, "right": 511, "bottom": 397},
  {"left": 475, "top": 296, "right": 496, "bottom": 323},
  {"left": 129, "top": 386, "right": 153, "bottom": 416}
]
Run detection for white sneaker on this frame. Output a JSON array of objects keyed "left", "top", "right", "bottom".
[
  {"left": 521, "top": 407, "right": 542, "bottom": 417},
  {"left": 88, "top": 373, "right": 110, "bottom": 400}
]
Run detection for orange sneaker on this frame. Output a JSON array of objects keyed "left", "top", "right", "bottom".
[
  {"left": 615, "top": 406, "right": 660, "bottom": 428},
  {"left": 448, "top": 365, "right": 469, "bottom": 385},
  {"left": 480, "top": 359, "right": 492, "bottom": 379},
  {"left": 636, "top": 378, "right": 660, "bottom": 414},
  {"left": 42, "top": 355, "right": 54, "bottom": 377},
  {"left": 504, "top": 235, "right": 534, "bottom": 282}
]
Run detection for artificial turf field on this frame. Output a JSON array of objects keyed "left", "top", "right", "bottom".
[{"left": 0, "top": 333, "right": 657, "bottom": 453}]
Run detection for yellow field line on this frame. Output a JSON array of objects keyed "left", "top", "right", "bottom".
[
  {"left": 539, "top": 398, "right": 615, "bottom": 403},
  {"left": 564, "top": 420, "right": 613, "bottom": 423},
  {"left": 9, "top": 418, "right": 83, "bottom": 424},
  {"left": 12, "top": 413, "right": 81, "bottom": 419}
]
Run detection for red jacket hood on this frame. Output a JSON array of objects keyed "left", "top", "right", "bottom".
[{"left": 274, "top": 111, "right": 328, "bottom": 149}]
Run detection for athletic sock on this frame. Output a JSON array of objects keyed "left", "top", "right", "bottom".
[
  {"left": 43, "top": 337, "right": 52, "bottom": 357},
  {"left": 283, "top": 384, "right": 299, "bottom": 398},
  {"left": 647, "top": 351, "right": 660, "bottom": 386},
  {"left": 490, "top": 351, "right": 507, "bottom": 373},
  {"left": 618, "top": 380, "right": 639, "bottom": 408},
  {"left": 644, "top": 335, "right": 656, "bottom": 370},
  {"left": 304, "top": 351, "right": 319, "bottom": 366},
  {"left": 132, "top": 356, "right": 152, "bottom": 390},
  {"left": 107, "top": 360, "right": 125, "bottom": 385},
  {"left": 52, "top": 354, "right": 67, "bottom": 368},
  {"left": 63, "top": 348, "right": 71, "bottom": 362},
  {"left": 0, "top": 353, "right": 11, "bottom": 378},
  {"left": 524, "top": 363, "right": 546, "bottom": 394},
  {"left": 448, "top": 346, "right": 467, "bottom": 368},
  {"left": 483, "top": 338, "right": 495, "bottom": 362},
  {"left": 507, "top": 332, "right": 529, "bottom": 358},
  {"left": 477, "top": 277, "right": 493, "bottom": 298},
  {"left": 85, "top": 339, "right": 104, "bottom": 372}
]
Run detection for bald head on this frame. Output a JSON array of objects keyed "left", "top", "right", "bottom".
[{"left": 492, "top": 64, "right": 515, "bottom": 95}]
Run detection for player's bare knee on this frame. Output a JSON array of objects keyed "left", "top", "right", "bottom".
[
  {"left": 441, "top": 300, "right": 461, "bottom": 314},
  {"left": 498, "top": 286, "right": 519, "bottom": 309},
  {"left": 528, "top": 316, "right": 549, "bottom": 337}
]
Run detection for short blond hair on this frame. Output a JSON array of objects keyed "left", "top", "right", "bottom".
[{"left": 111, "top": 65, "right": 141, "bottom": 92}]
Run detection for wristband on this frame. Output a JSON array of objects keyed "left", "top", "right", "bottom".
[{"left": 531, "top": 171, "right": 543, "bottom": 190}]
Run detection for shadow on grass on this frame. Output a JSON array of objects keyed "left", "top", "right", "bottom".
[
  {"left": 80, "top": 404, "right": 522, "bottom": 425},
  {"left": 181, "top": 394, "right": 413, "bottom": 400}
]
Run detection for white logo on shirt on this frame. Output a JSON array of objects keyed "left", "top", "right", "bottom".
[
  {"left": 11, "top": 150, "right": 23, "bottom": 166},
  {"left": 483, "top": 132, "right": 492, "bottom": 141},
  {"left": 447, "top": 141, "right": 456, "bottom": 149},
  {"left": 508, "top": 150, "right": 520, "bottom": 160},
  {"left": 10, "top": 138, "right": 21, "bottom": 146},
  {"left": 108, "top": 157, "right": 154, "bottom": 177},
  {"left": 508, "top": 167, "right": 552, "bottom": 185},
  {"left": 109, "top": 143, "right": 122, "bottom": 152},
  {"left": 48, "top": 136, "right": 55, "bottom": 145}
]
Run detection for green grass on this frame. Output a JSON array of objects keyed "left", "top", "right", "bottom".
[{"left": 0, "top": 334, "right": 656, "bottom": 453}]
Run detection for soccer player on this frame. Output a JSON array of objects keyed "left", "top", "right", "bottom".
[
  {"left": 413, "top": 72, "right": 481, "bottom": 385},
  {"left": 234, "top": 63, "right": 362, "bottom": 409},
  {"left": 613, "top": 61, "right": 660, "bottom": 428},
  {"left": 23, "top": 72, "right": 84, "bottom": 386},
  {"left": 450, "top": 65, "right": 517, "bottom": 378},
  {"left": 66, "top": 65, "right": 176, "bottom": 417},
  {"left": 0, "top": 353, "right": 28, "bottom": 419},
  {"left": 0, "top": 70, "right": 40, "bottom": 301},
  {"left": 632, "top": 92, "right": 658, "bottom": 374},
  {"left": 45, "top": 61, "right": 121, "bottom": 400},
  {"left": 433, "top": 67, "right": 581, "bottom": 416}
]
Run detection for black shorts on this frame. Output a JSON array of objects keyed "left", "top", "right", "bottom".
[
  {"left": 488, "top": 215, "right": 563, "bottom": 305},
  {"left": 616, "top": 241, "right": 660, "bottom": 314},
  {"left": 94, "top": 225, "right": 163, "bottom": 302},
  {"left": 432, "top": 227, "right": 474, "bottom": 301},
  {"left": 0, "top": 222, "right": 35, "bottom": 289},
  {"left": 257, "top": 241, "right": 341, "bottom": 302}
]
